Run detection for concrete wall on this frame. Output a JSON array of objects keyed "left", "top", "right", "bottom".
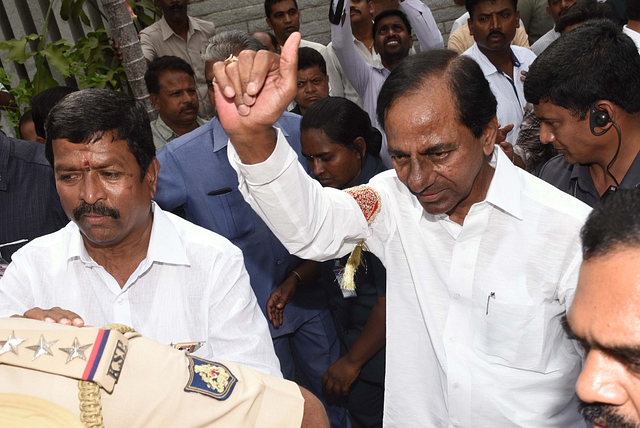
[
  {"left": 0, "top": 0, "right": 465, "bottom": 91},
  {"left": 0, "top": 0, "right": 465, "bottom": 85},
  {"left": 188, "top": 0, "right": 466, "bottom": 45}
]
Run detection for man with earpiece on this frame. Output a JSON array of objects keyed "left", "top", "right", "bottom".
[{"left": 525, "top": 19, "right": 640, "bottom": 207}]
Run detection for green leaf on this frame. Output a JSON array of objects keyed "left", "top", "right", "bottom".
[
  {"left": 81, "top": 10, "right": 91, "bottom": 26},
  {"left": 0, "top": 35, "right": 40, "bottom": 64},
  {"left": 60, "top": 0, "right": 75, "bottom": 21},
  {"left": 71, "top": 0, "right": 90, "bottom": 26},
  {"left": 53, "top": 39, "right": 74, "bottom": 49},
  {"left": 41, "top": 44, "right": 71, "bottom": 77},
  {"left": 32, "top": 57, "right": 59, "bottom": 95},
  {"left": 0, "top": 67, "right": 8, "bottom": 84}
]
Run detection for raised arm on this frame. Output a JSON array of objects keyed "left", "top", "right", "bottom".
[
  {"left": 399, "top": 0, "right": 444, "bottom": 51},
  {"left": 211, "top": 33, "right": 300, "bottom": 162},
  {"left": 212, "top": 34, "right": 374, "bottom": 261},
  {"left": 329, "top": 0, "right": 375, "bottom": 98}
]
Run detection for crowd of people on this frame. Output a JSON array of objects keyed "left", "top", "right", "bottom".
[{"left": 1, "top": 0, "right": 640, "bottom": 426}]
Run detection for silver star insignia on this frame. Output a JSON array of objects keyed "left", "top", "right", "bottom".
[
  {"left": 59, "top": 337, "right": 93, "bottom": 363},
  {"left": 0, "top": 331, "right": 27, "bottom": 356},
  {"left": 26, "top": 334, "right": 58, "bottom": 361}
]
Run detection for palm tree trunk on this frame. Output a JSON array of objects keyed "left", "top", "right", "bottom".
[{"left": 100, "top": 0, "right": 156, "bottom": 120}]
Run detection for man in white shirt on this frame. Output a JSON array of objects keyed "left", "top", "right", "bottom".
[
  {"left": 447, "top": 11, "right": 530, "bottom": 53},
  {"left": 463, "top": 0, "right": 537, "bottom": 147},
  {"left": 211, "top": 33, "right": 591, "bottom": 426},
  {"left": 0, "top": 89, "right": 281, "bottom": 378},
  {"left": 324, "top": 0, "right": 381, "bottom": 108},
  {"left": 531, "top": 0, "right": 577, "bottom": 54},
  {"left": 140, "top": 0, "right": 216, "bottom": 119},
  {"left": 264, "top": 0, "right": 327, "bottom": 57},
  {"left": 330, "top": 0, "right": 443, "bottom": 166}
]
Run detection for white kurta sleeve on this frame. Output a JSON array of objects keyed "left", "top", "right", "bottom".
[
  {"left": 330, "top": 0, "right": 374, "bottom": 99},
  {"left": 0, "top": 253, "right": 35, "bottom": 318},
  {"left": 228, "top": 129, "right": 371, "bottom": 261},
  {"left": 399, "top": 0, "right": 444, "bottom": 51},
  {"left": 205, "top": 247, "right": 283, "bottom": 378}
]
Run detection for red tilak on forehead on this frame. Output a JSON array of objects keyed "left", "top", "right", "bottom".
[{"left": 82, "top": 159, "right": 90, "bottom": 168}]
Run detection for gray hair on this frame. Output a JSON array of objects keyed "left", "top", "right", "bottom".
[{"left": 201, "top": 30, "right": 266, "bottom": 63}]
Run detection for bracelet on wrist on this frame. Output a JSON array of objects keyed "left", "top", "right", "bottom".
[{"left": 289, "top": 270, "right": 303, "bottom": 285}]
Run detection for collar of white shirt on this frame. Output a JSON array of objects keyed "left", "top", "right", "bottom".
[
  {"left": 426, "top": 147, "right": 523, "bottom": 223},
  {"left": 66, "top": 201, "right": 191, "bottom": 268},
  {"left": 160, "top": 15, "right": 198, "bottom": 41},
  {"left": 468, "top": 43, "right": 523, "bottom": 78},
  {"left": 485, "top": 146, "right": 524, "bottom": 220}
]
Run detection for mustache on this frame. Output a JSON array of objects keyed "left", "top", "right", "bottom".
[
  {"left": 73, "top": 202, "right": 120, "bottom": 221},
  {"left": 487, "top": 30, "right": 506, "bottom": 38},
  {"left": 350, "top": 6, "right": 361, "bottom": 13},
  {"left": 179, "top": 103, "right": 198, "bottom": 113},
  {"left": 579, "top": 400, "right": 639, "bottom": 428}
]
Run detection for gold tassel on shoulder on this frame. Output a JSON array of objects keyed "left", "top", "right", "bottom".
[
  {"left": 341, "top": 242, "right": 365, "bottom": 291},
  {"left": 77, "top": 324, "right": 136, "bottom": 428},
  {"left": 341, "top": 185, "right": 382, "bottom": 292}
]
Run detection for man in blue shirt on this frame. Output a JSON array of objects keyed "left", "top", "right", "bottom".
[{"left": 0, "top": 134, "right": 68, "bottom": 263}]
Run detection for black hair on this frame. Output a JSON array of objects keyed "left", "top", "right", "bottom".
[
  {"left": 268, "top": 31, "right": 279, "bottom": 48},
  {"left": 264, "top": 0, "right": 298, "bottom": 18},
  {"left": 302, "top": 97, "right": 383, "bottom": 158},
  {"left": 372, "top": 9, "right": 412, "bottom": 38},
  {"left": 555, "top": 0, "right": 613, "bottom": 33},
  {"left": 525, "top": 20, "right": 640, "bottom": 119},
  {"left": 466, "top": 0, "right": 518, "bottom": 19},
  {"left": 31, "top": 86, "right": 78, "bottom": 139},
  {"left": 298, "top": 47, "right": 327, "bottom": 74},
  {"left": 581, "top": 189, "right": 640, "bottom": 260},
  {"left": 19, "top": 109, "right": 32, "bottom": 127},
  {"left": 628, "top": 0, "right": 640, "bottom": 21},
  {"left": 144, "top": 56, "right": 195, "bottom": 95},
  {"left": 45, "top": 89, "right": 155, "bottom": 181},
  {"left": 377, "top": 49, "right": 497, "bottom": 139}
]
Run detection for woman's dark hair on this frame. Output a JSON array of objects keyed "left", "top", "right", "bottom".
[{"left": 301, "top": 97, "right": 382, "bottom": 158}]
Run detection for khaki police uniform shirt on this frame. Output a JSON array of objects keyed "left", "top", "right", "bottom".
[{"left": 0, "top": 318, "right": 304, "bottom": 427}]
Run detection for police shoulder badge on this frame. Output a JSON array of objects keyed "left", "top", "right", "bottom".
[{"left": 184, "top": 355, "right": 237, "bottom": 400}]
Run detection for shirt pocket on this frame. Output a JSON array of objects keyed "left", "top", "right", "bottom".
[
  {"left": 472, "top": 292, "right": 544, "bottom": 371},
  {"left": 205, "top": 188, "right": 256, "bottom": 240}
]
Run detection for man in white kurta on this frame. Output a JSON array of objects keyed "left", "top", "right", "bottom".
[
  {"left": 0, "top": 88, "right": 281, "bottom": 379},
  {"left": 212, "top": 33, "right": 591, "bottom": 427},
  {"left": 0, "top": 202, "right": 281, "bottom": 378}
]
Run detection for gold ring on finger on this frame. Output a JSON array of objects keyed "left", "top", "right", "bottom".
[{"left": 224, "top": 54, "right": 239, "bottom": 65}]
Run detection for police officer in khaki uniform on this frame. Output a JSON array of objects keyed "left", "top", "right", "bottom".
[{"left": 0, "top": 318, "right": 328, "bottom": 427}]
